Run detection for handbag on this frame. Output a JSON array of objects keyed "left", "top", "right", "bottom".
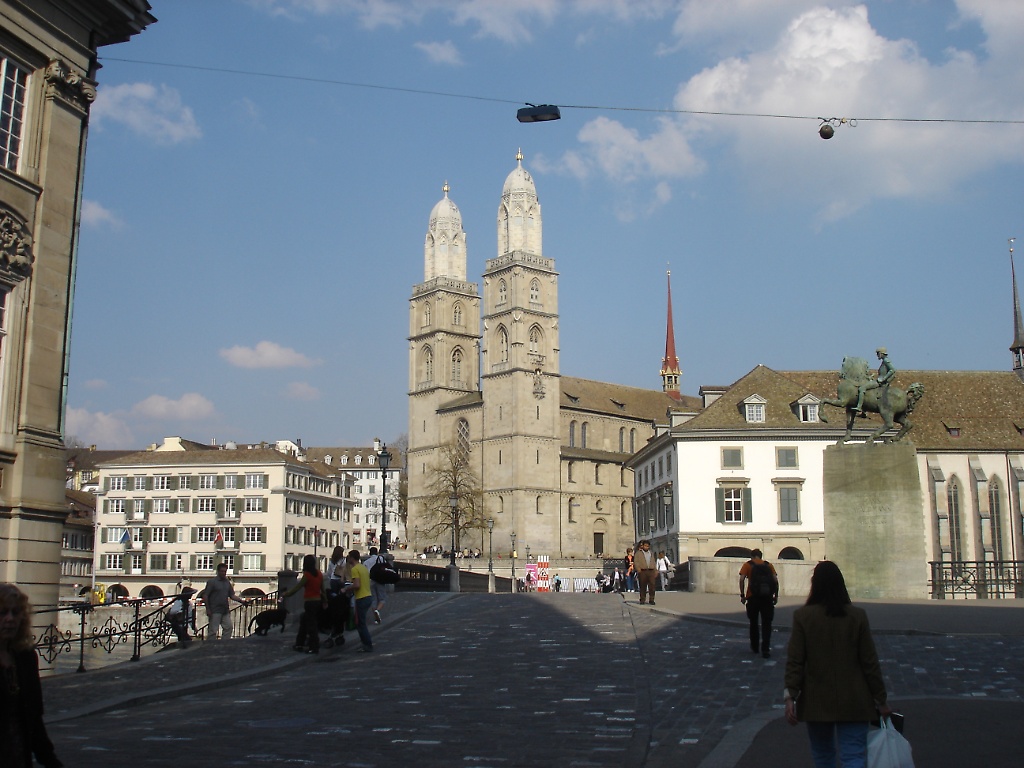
[{"left": 867, "top": 715, "right": 914, "bottom": 768}]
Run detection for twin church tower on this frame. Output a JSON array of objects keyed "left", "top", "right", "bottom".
[{"left": 407, "top": 151, "right": 690, "bottom": 558}]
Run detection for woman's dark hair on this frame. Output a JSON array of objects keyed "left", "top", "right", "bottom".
[
  {"left": 302, "top": 554, "right": 319, "bottom": 575},
  {"left": 330, "top": 545, "right": 345, "bottom": 563},
  {"left": 805, "top": 560, "right": 851, "bottom": 617},
  {"left": 0, "top": 583, "right": 34, "bottom": 650}
]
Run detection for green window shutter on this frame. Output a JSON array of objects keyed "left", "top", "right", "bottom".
[
  {"left": 743, "top": 488, "right": 753, "bottom": 523},
  {"left": 217, "top": 475, "right": 224, "bottom": 490},
  {"left": 217, "top": 498, "right": 224, "bottom": 515},
  {"left": 261, "top": 526, "right": 267, "bottom": 543},
  {"left": 171, "top": 477, "right": 179, "bottom": 491},
  {"left": 103, "top": 499, "right": 109, "bottom": 514},
  {"left": 145, "top": 499, "right": 152, "bottom": 514},
  {"left": 263, "top": 474, "right": 270, "bottom": 488},
  {"left": 260, "top": 554, "right": 266, "bottom": 570},
  {"left": 715, "top": 488, "right": 725, "bottom": 523},
  {"left": 190, "top": 555, "right": 196, "bottom": 570},
  {"left": 168, "top": 527, "right": 177, "bottom": 544},
  {"left": 192, "top": 499, "right": 199, "bottom": 514},
  {"left": 100, "top": 527, "right": 107, "bottom": 544},
  {"left": 104, "top": 477, "right": 110, "bottom": 491},
  {"left": 191, "top": 475, "right": 199, "bottom": 490},
  {"left": 236, "top": 474, "right": 244, "bottom": 488},
  {"left": 146, "top": 477, "right": 153, "bottom": 491},
  {"left": 191, "top": 527, "right": 198, "bottom": 543},
  {"left": 143, "top": 528, "right": 151, "bottom": 543}
]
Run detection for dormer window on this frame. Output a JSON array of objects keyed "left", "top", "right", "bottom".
[
  {"left": 742, "top": 394, "right": 767, "bottom": 423},
  {"left": 340, "top": 455, "right": 348, "bottom": 465},
  {"left": 795, "top": 394, "right": 820, "bottom": 423},
  {"left": 368, "top": 455, "right": 376, "bottom": 466},
  {"left": 355, "top": 455, "right": 362, "bottom": 465},
  {"left": 943, "top": 421, "right": 961, "bottom": 438}
]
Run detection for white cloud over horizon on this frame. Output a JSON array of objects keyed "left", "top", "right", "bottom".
[
  {"left": 66, "top": 407, "right": 135, "bottom": 448},
  {"left": 81, "top": 200, "right": 124, "bottom": 229},
  {"left": 414, "top": 40, "right": 462, "bottom": 65},
  {"left": 92, "top": 82, "right": 202, "bottom": 145},
  {"left": 286, "top": 381, "right": 321, "bottom": 401},
  {"left": 131, "top": 393, "right": 216, "bottom": 421},
  {"left": 219, "top": 341, "right": 322, "bottom": 369}
]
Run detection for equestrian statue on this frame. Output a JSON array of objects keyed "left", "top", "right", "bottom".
[{"left": 819, "top": 349, "right": 925, "bottom": 445}]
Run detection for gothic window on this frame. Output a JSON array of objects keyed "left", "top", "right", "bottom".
[
  {"left": 581, "top": 422, "right": 589, "bottom": 448},
  {"left": 567, "top": 461, "right": 575, "bottom": 483},
  {"left": 630, "top": 429, "right": 636, "bottom": 453},
  {"left": 618, "top": 427, "right": 625, "bottom": 453},
  {"left": 569, "top": 421, "right": 577, "bottom": 448},
  {"left": 451, "top": 348, "right": 463, "bottom": 385},
  {"left": 530, "top": 278, "right": 540, "bottom": 304},
  {"left": 568, "top": 497, "right": 576, "bottom": 523},
  {"left": 422, "top": 347, "right": 434, "bottom": 383},
  {"left": 594, "top": 464, "right": 601, "bottom": 484},
  {"left": 456, "top": 418, "right": 471, "bottom": 459},
  {"left": 453, "top": 302, "right": 463, "bottom": 326},
  {"left": 536, "top": 496, "right": 542, "bottom": 515},
  {"left": 947, "top": 477, "right": 963, "bottom": 562},
  {"left": 423, "top": 301, "right": 431, "bottom": 326},
  {"left": 498, "top": 327, "right": 509, "bottom": 363},
  {"left": 529, "top": 326, "right": 540, "bottom": 354},
  {"left": 498, "top": 279, "right": 508, "bottom": 305},
  {"left": 989, "top": 478, "right": 1005, "bottom": 562}
]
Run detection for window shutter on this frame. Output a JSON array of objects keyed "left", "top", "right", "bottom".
[
  {"left": 104, "top": 477, "right": 110, "bottom": 491},
  {"left": 743, "top": 488, "right": 753, "bottom": 523},
  {"left": 191, "top": 475, "right": 199, "bottom": 490},
  {"left": 217, "top": 475, "right": 224, "bottom": 490},
  {"left": 103, "top": 499, "right": 109, "bottom": 514},
  {"left": 261, "top": 526, "right": 267, "bottom": 543},
  {"left": 100, "top": 527, "right": 107, "bottom": 543},
  {"left": 191, "top": 527, "right": 198, "bottom": 543},
  {"left": 192, "top": 498, "right": 199, "bottom": 514},
  {"left": 715, "top": 488, "right": 725, "bottom": 523},
  {"left": 168, "top": 527, "right": 176, "bottom": 544},
  {"left": 143, "top": 527, "right": 151, "bottom": 543},
  {"left": 260, "top": 554, "right": 266, "bottom": 570},
  {"left": 145, "top": 499, "right": 152, "bottom": 514},
  {"left": 263, "top": 473, "right": 270, "bottom": 488},
  {"left": 146, "top": 477, "right": 153, "bottom": 491},
  {"left": 171, "top": 476, "right": 178, "bottom": 491},
  {"left": 190, "top": 555, "right": 196, "bottom": 570}
]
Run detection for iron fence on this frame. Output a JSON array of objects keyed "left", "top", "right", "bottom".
[
  {"left": 32, "top": 591, "right": 279, "bottom": 673},
  {"left": 928, "top": 560, "right": 1024, "bottom": 599}
]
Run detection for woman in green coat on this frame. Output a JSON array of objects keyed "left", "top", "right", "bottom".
[{"left": 784, "top": 561, "right": 892, "bottom": 767}]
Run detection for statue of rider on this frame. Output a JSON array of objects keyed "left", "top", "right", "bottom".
[{"left": 855, "top": 347, "right": 896, "bottom": 413}]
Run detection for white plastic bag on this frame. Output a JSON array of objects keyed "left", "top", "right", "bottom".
[{"left": 867, "top": 716, "right": 914, "bottom": 768}]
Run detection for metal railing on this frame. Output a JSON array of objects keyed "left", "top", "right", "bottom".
[
  {"left": 393, "top": 561, "right": 511, "bottom": 593},
  {"left": 32, "top": 591, "right": 279, "bottom": 673},
  {"left": 928, "top": 560, "right": 1024, "bottom": 600}
]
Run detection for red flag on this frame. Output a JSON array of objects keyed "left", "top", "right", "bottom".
[{"left": 214, "top": 528, "right": 223, "bottom": 544}]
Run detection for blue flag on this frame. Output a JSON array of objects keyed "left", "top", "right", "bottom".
[{"left": 119, "top": 528, "right": 131, "bottom": 544}]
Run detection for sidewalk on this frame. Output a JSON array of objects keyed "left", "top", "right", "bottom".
[{"left": 43, "top": 591, "right": 455, "bottom": 723}]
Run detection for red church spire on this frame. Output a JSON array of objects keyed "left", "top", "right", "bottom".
[{"left": 661, "top": 269, "right": 683, "bottom": 400}]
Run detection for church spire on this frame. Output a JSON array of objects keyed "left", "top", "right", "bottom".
[
  {"left": 661, "top": 268, "right": 683, "bottom": 400},
  {"left": 1010, "top": 238, "right": 1024, "bottom": 378}
]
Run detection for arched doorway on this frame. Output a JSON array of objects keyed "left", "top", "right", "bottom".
[
  {"left": 777, "top": 547, "right": 805, "bottom": 560},
  {"left": 106, "top": 584, "right": 129, "bottom": 602},
  {"left": 241, "top": 588, "right": 266, "bottom": 599},
  {"left": 140, "top": 585, "right": 164, "bottom": 600},
  {"left": 714, "top": 546, "right": 751, "bottom": 558}
]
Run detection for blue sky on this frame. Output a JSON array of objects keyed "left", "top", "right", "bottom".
[{"left": 67, "top": 0, "right": 1024, "bottom": 449}]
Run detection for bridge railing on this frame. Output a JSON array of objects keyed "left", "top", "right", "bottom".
[{"left": 928, "top": 560, "right": 1024, "bottom": 599}]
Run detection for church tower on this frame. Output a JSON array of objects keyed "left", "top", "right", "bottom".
[
  {"left": 661, "top": 269, "right": 683, "bottom": 400},
  {"left": 407, "top": 183, "right": 481, "bottom": 476},
  {"left": 1010, "top": 238, "right": 1024, "bottom": 380},
  {"left": 479, "top": 150, "right": 562, "bottom": 551}
]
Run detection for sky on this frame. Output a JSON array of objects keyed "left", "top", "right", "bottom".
[{"left": 66, "top": 0, "right": 1024, "bottom": 450}]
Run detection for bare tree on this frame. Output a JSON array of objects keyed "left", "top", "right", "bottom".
[
  {"left": 419, "top": 442, "right": 485, "bottom": 553},
  {"left": 391, "top": 433, "right": 409, "bottom": 534}
]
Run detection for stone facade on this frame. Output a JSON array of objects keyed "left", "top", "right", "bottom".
[{"left": 0, "top": 1, "right": 155, "bottom": 612}]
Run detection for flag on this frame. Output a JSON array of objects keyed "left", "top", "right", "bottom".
[
  {"left": 214, "top": 528, "right": 223, "bottom": 544},
  {"left": 119, "top": 528, "right": 130, "bottom": 544}
]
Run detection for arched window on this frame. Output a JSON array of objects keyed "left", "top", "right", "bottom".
[
  {"left": 989, "top": 478, "right": 1004, "bottom": 562},
  {"left": 456, "top": 418, "right": 471, "bottom": 460},
  {"left": 451, "top": 348, "right": 463, "bottom": 384},
  {"left": 594, "top": 464, "right": 601, "bottom": 484},
  {"left": 530, "top": 278, "right": 540, "bottom": 303},
  {"left": 422, "top": 347, "right": 434, "bottom": 383},
  {"left": 498, "top": 327, "right": 509, "bottom": 363},
  {"left": 581, "top": 422, "right": 589, "bottom": 448},
  {"left": 947, "top": 477, "right": 963, "bottom": 562},
  {"left": 629, "top": 429, "right": 636, "bottom": 453},
  {"left": 619, "top": 427, "right": 625, "bottom": 452},
  {"left": 567, "top": 461, "right": 575, "bottom": 482},
  {"left": 498, "top": 279, "right": 508, "bottom": 305},
  {"left": 568, "top": 497, "right": 576, "bottom": 523},
  {"left": 423, "top": 301, "right": 431, "bottom": 326},
  {"left": 536, "top": 495, "right": 542, "bottom": 515},
  {"left": 529, "top": 326, "right": 541, "bottom": 354},
  {"left": 569, "top": 420, "right": 577, "bottom": 447},
  {"left": 452, "top": 302, "right": 463, "bottom": 326}
]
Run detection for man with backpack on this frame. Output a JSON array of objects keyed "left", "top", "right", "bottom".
[{"left": 738, "top": 548, "right": 779, "bottom": 658}]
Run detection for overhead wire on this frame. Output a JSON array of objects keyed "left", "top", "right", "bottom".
[{"left": 98, "top": 56, "right": 1024, "bottom": 126}]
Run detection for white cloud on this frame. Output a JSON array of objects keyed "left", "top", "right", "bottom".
[
  {"left": 81, "top": 199, "right": 124, "bottom": 230},
  {"left": 131, "top": 393, "right": 216, "bottom": 421},
  {"left": 66, "top": 407, "right": 135, "bottom": 448},
  {"left": 286, "top": 382, "right": 321, "bottom": 401},
  {"left": 414, "top": 40, "right": 463, "bottom": 65},
  {"left": 219, "top": 340, "right": 322, "bottom": 369},
  {"left": 92, "top": 83, "right": 201, "bottom": 145},
  {"left": 83, "top": 379, "right": 108, "bottom": 390}
]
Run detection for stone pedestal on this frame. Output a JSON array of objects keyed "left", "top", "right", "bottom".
[{"left": 822, "top": 443, "right": 927, "bottom": 599}]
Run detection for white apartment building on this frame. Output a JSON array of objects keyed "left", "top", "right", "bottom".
[{"left": 93, "top": 437, "right": 354, "bottom": 600}]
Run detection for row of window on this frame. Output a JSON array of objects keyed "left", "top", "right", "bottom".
[
  {"left": 721, "top": 446, "right": 799, "bottom": 471},
  {"left": 421, "top": 299, "right": 467, "bottom": 327},
  {"left": 101, "top": 526, "right": 266, "bottom": 544},
  {"left": 715, "top": 484, "right": 802, "bottom": 525},
  {"left": 742, "top": 396, "right": 820, "bottom": 424},
  {"left": 566, "top": 461, "right": 628, "bottom": 487},
  {"left": 102, "top": 553, "right": 266, "bottom": 572},
  {"left": 938, "top": 475, "right": 1009, "bottom": 564},
  {"left": 106, "top": 497, "right": 266, "bottom": 515},
  {"left": 108, "top": 473, "right": 267, "bottom": 491}
]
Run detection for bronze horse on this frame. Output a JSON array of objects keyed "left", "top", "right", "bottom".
[{"left": 819, "top": 357, "right": 925, "bottom": 445}]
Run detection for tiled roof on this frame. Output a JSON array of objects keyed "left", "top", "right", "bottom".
[
  {"left": 678, "top": 365, "right": 1024, "bottom": 451},
  {"left": 96, "top": 446, "right": 305, "bottom": 468},
  {"left": 559, "top": 376, "right": 701, "bottom": 422},
  {"left": 65, "top": 448, "right": 138, "bottom": 471},
  {"left": 305, "top": 446, "right": 406, "bottom": 470}
]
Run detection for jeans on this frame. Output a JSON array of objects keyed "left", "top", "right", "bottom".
[
  {"left": 207, "top": 611, "right": 233, "bottom": 640},
  {"left": 745, "top": 597, "right": 774, "bottom": 653},
  {"left": 295, "top": 600, "right": 322, "bottom": 652},
  {"left": 625, "top": 573, "right": 636, "bottom": 592},
  {"left": 806, "top": 721, "right": 868, "bottom": 768},
  {"left": 354, "top": 595, "right": 373, "bottom": 648}
]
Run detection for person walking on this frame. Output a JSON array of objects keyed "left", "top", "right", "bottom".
[
  {"left": 656, "top": 551, "right": 674, "bottom": 591},
  {"left": 0, "top": 584, "right": 63, "bottom": 768},
  {"left": 343, "top": 549, "right": 374, "bottom": 653},
  {"left": 738, "top": 548, "right": 778, "bottom": 658},
  {"left": 281, "top": 554, "right": 327, "bottom": 654},
  {"left": 166, "top": 587, "right": 196, "bottom": 647},
  {"left": 785, "top": 560, "right": 892, "bottom": 767},
  {"left": 325, "top": 545, "right": 348, "bottom": 645},
  {"left": 198, "top": 562, "right": 249, "bottom": 640},
  {"left": 634, "top": 540, "right": 658, "bottom": 605},
  {"left": 363, "top": 547, "right": 389, "bottom": 624},
  {"left": 623, "top": 547, "right": 636, "bottom": 593}
]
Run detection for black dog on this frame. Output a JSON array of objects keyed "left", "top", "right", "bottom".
[{"left": 248, "top": 607, "right": 288, "bottom": 636}]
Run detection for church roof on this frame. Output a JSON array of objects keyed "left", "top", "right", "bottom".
[
  {"left": 502, "top": 150, "right": 537, "bottom": 198},
  {"left": 676, "top": 364, "right": 1024, "bottom": 452},
  {"left": 560, "top": 376, "right": 701, "bottom": 422}
]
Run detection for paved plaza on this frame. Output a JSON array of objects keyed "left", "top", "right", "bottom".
[{"left": 42, "top": 591, "right": 1024, "bottom": 767}]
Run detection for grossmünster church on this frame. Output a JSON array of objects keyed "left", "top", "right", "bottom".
[{"left": 407, "top": 151, "right": 700, "bottom": 559}]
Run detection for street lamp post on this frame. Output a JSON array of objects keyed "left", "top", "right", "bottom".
[
  {"left": 448, "top": 494, "right": 458, "bottom": 568},
  {"left": 487, "top": 518, "right": 495, "bottom": 594},
  {"left": 510, "top": 531, "right": 517, "bottom": 593},
  {"left": 377, "top": 443, "right": 392, "bottom": 553}
]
